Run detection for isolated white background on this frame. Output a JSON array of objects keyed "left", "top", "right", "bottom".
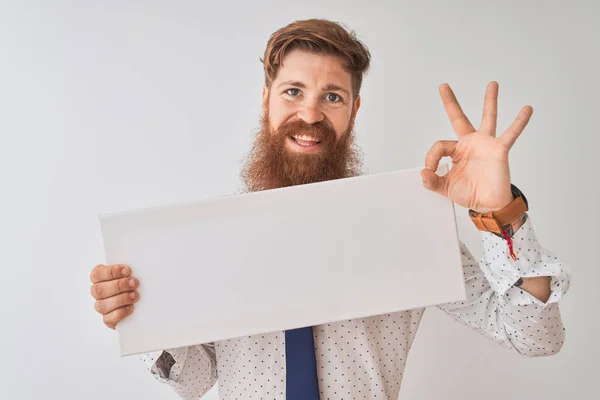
[{"left": 0, "top": 1, "right": 597, "bottom": 399}]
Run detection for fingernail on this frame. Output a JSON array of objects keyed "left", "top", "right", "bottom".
[
  {"left": 122, "top": 267, "right": 129, "bottom": 276},
  {"left": 130, "top": 292, "right": 137, "bottom": 300},
  {"left": 129, "top": 279, "right": 136, "bottom": 287}
]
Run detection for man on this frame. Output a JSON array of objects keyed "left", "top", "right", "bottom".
[{"left": 89, "top": 19, "right": 570, "bottom": 399}]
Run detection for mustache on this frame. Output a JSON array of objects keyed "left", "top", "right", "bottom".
[{"left": 274, "top": 119, "right": 336, "bottom": 142}]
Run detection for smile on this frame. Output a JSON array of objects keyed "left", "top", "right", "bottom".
[
  {"left": 291, "top": 135, "right": 322, "bottom": 147},
  {"left": 287, "top": 135, "right": 323, "bottom": 154}
]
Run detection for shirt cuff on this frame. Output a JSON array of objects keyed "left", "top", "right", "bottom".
[
  {"left": 139, "top": 347, "right": 189, "bottom": 383},
  {"left": 479, "top": 215, "right": 571, "bottom": 306}
]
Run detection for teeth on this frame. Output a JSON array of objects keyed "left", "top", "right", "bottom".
[
  {"left": 293, "top": 134, "right": 319, "bottom": 142},
  {"left": 291, "top": 135, "right": 321, "bottom": 147}
]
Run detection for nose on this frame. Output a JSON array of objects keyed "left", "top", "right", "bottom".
[{"left": 297, "top": 100, "right": 324, "bottom": 125}]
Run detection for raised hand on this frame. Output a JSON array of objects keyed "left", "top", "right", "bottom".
[{"left": 421, "top": 81, "right": 533, "bottom": 213}]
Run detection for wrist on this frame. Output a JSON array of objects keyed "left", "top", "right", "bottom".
[
  {"left": 473, "top": 192, "right": 514, "bottom": 214},
  {"left": 468, "top": 184, "right": 529, "bottom": 235}
]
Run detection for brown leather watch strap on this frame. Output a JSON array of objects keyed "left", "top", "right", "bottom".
[{"left": 469, "top": 195, "right": 528, "bottom": 234}]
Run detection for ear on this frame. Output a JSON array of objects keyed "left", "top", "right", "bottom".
[
  {"left": 262, "top": 85, "right": 269, "bottom": 111},
  {"left": 351, "top": 95, "right": 361, "bottom": 122},
  {"left": 353, "top": 95, "right": 361, "bottom": 114}
]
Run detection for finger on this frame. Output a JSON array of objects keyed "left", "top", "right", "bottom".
[
  {"left": 499, "top": 106, "right": 533, "bottom": 148},
  {"left": 90, "top": 264, "right": 131, "bottom": 283},
  {"left": 421, "top": 168, "right": 448, "bottom": 195},
  {"left": 91, "top": 277, "right": 138, "bottom": 300},
  {"left": 94, "top": 291, "right": 139, "bottom": 315},
  {"left": 480, "top": 81, "right": 499, "bottom": 135},
  {"left": 439, "top": 83, "right": 476, "bottom": 136},
  {"left": 424, "top": 140, "right": 457, "bottom": 171},
  {"left": 103, "top": 305, "right": 134, "bottom": 330}
]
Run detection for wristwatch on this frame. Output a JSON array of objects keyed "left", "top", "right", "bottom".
[{"left": 468, "top": 184, "right": 529, "bottom": 235}]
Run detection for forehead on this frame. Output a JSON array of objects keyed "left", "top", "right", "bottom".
[{"left": 273, "top": 49, "right": 352, "bottom": 89}]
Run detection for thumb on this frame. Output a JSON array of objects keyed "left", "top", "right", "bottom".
[{"left": 421, "top": 168, "right": 447, "bottom": 195}]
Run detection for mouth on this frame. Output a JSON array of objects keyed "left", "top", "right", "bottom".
[
  {"left": 291, "top": 134, "right": 322, "bottom": 146},
  {"left": 288, "top": 134, "right": 323, "bottom": 153}
]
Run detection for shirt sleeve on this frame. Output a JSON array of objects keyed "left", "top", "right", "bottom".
[
  {"left": 139, "top": 343, "right": 217, "bottom": 399},
  {"left": 437, "top": 215, "right": 571, "bottom": 356}
]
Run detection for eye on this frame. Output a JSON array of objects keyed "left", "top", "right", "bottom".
[
  {"left": 325, "top": 93, "right": 342, "bottom": 103},
  {"left": 285, "top": 88, "right": 300, "bottom": 96}
]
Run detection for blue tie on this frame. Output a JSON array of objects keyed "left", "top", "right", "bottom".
[{"left": 285, "top": 326, "right": 320, "bottom": 399}]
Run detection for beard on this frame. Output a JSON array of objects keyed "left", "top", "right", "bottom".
[{"left": 241, "top": 109, "right": 362, "bottom": 192}]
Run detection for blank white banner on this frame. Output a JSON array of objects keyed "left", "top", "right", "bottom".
[{"left": 100, "top": 166, "right": 466, "bottom": 356}]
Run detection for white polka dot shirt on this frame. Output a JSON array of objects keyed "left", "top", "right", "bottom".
[{"left": 139, "top": 216, "right": 570, "bottom": 399}]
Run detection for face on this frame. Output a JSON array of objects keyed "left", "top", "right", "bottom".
[
  {"left": 242, "top": 49, "right": 362, "bottom": 191},
  {"left": 263, "top": 49, "right": 361, "bottom": 153}
]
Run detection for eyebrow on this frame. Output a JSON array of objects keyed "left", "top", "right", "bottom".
[{"left": 277, "top": 80, "right": 351, "bottom": 98}]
